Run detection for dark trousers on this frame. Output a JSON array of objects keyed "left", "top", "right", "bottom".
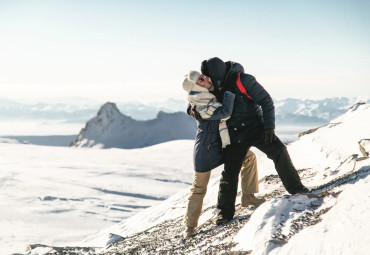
[{"left": 217, "top": 128, "right": 304, "bottom": 219}]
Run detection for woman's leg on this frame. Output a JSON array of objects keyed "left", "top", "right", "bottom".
[
  {"left": 184, "top": 171, "right": 211, "bottom": 228},
  {"left": 240, "top": 150, "right": 259, "bottom": 194},
  {"left": 240, "top": 150, "right": 265, "bottom": 207}
]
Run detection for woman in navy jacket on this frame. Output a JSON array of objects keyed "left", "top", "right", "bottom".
[{"left": 182, "top": 70, "right": 264, "bottom": 238}]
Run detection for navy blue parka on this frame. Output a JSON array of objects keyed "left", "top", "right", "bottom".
[{"left": 193, "top": 91, "right": 235, "bottom": 172}]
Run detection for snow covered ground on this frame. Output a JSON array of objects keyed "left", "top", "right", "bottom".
[
  {"left": 2, "top": 103, "right": 370, "bottom": 254},
  {"left": 0, "top": 140, "right": 195, "bottom": 254},
  {"left": 80, "top": 103, "right": 370, "bottom": 254}
]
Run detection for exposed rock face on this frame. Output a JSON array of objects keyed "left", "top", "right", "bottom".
[
  {"left": 359, "top": 139, "right": 370, "bottom": 157},
  {"left": 71, "top": 102, "right": 196, "bottom": 149}
]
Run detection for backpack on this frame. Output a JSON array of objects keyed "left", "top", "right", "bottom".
[{"left": 236, "top": 72, "right": 253, "bottom": 101}]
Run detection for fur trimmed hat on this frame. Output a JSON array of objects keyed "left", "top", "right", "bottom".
[{"left": 182, "top": 70, "right": 209, "bottom": 93}]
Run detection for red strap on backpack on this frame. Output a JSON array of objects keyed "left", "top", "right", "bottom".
[{"left": 236, "top": 72, "right": 253, "bottom": 100}]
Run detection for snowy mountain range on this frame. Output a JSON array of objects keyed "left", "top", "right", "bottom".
[
  {"left": 0, "top": 97, "right": 187, "bottom": 122},
  {"left": 70, "top": 97, "right": 369, "bottom": 149},
  {"left": 0, "top": 97, "right": 367, "bottom": 123},
  {"left": 71, "top": 102, "right": 196, "bottom": 149},
  {"left": 274, "top": 97, "right": 365, "bottom": 125},
  {"left": 1, "top": 96, "right": 368, "bottom": 143},
  {"left": 20, "top": 102, "right": 370, "bottom": 255}
]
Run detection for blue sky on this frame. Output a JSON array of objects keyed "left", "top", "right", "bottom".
[{"left": 0, "top": 0, "right": 369, "bottom": 103}]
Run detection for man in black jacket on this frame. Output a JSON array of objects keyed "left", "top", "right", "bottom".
[{"left": 199, "top": 57, "right": 309, "bottom": 225}]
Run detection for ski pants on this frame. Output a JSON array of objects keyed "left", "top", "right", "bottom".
[{"left": 217, "top": 131, "right": 304, "bottom": 220}]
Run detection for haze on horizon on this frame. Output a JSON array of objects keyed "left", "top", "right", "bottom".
[{"left": 0, "top": 0, "right": 369, "bottom": 104}]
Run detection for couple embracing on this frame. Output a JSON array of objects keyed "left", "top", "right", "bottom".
[{"left": 182, "top": 57, "right": 309, "bottom": 238}]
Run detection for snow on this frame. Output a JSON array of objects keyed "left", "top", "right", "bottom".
[
  {"left": 288, "top": 103, "right": 369, "bottom": 173},
  {"left": 231, "top": 103, "right": 370, "bottom": 254},
  {"left": 0, "top": 140, "right": 195, "bottom": 254},
  {"left": 83, "top": 103, "right": 370, "bottom": 254},
  {"left": 270, "top": 173, "right": 370, "bottom": 255},
  {"left": 232, "top": 195, "right": 320, "bottom": 253},
  {"left": 232, "top": 164, "right": 370, "bottom": 255},
  {"left": 2, "top": 103, "right": 370, "bottom": 254}
]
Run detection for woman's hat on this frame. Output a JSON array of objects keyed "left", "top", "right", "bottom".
[{"left": 182, "top": 70, "right": 208, "bottom": 93}]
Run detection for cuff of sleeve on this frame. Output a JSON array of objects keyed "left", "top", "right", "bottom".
[{"left": 224, "top": 91, "right": 235, "bottom": 97}]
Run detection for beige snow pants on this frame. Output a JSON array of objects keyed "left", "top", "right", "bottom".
[{"left": 184, "top": 150, "right": 259, "bottom": 227}]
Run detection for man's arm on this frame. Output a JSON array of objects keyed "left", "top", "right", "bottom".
[
  {"left": 241, "top": 74, "right": 275, "bottom": 130},
  {"left": 241, "top": 74, "right": 276, "bottom": 144}
]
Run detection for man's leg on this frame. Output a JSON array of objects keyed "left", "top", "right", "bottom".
[
  {"left": 240, "top": 150, "right": 265, "bottom": 207},
  {"left": 254, "top": 133, "right": 305, "bottom": 194},
  {"left": 217, "top": 142, "right": 250, "bottom": 222}
]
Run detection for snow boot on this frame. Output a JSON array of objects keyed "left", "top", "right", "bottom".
[
  {"left": 183, "top": 227, "right": 195, "bottom": 239},
  {"left": 215, "top": 214, "right": 232, "bottom": 226},
  {"left": 291, "top": 186, "right": 311, "bottom": 195},
  {"left": 241, "top": 194, "right": 266, "bottom": 207}
]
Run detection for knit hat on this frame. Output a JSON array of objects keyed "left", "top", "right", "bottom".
[
  {"left": 201, "top": 57, "right": 227, "bottom": 92},
  {"left": 201, "top": 60, "right": 210, "bottom": 77},
  {"left": 182, "top": 70, "right": 209, "bottom": 93},
  {"left": 188, "top": 70, "right": 200, "bottom": 84}
]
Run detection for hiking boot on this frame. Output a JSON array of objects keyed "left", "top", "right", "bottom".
[
  {"left": 183, "top": 227, "right": 195, "bottom": 239},
  {"left": 241, "top": 194, "right": 266, "bottom": 207},
  {"left": 215, "top": 215, "right": 232, "bottom": 226},
  {"left": 291, "top": 186, "right": 311, "bottom": 195}
]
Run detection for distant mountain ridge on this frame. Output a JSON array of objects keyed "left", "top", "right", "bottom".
[
  {"left": 274, "top": 97, "right": 363, "bottom": 125},
  {"left": 0, "top": 97, "right": 368, "bottom": 124},
  {"left": 71, "top": 102, "right": 196, "bottom": 149},
  {"left": 70, "top": 97, "right": 369, "bottom": 149},
  {"left": 0, "top": 97, "right": 188, "bottom": 122}
]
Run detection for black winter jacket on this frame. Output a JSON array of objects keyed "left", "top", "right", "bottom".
[{"left": 202, "top": 58, "right": 275, "bottom": 143}]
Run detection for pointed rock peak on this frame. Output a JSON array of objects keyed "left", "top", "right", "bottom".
[{"left": 97, "top": 102, "right": 121, "bottom": 117}]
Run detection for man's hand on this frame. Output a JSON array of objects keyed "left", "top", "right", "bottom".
[
  {"left": 188, "top": 105, "right": 202, "bottom": 121},
  {"left": 263, "top": 129, "right": 276, "bottom": 144}
]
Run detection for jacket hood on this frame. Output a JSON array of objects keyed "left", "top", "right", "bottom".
[
  {"left": 226, "top": 61, "right": 244, "bottom": 74},
  {"left": 224, "top": 61, "right": 244, "bottom": 84}
]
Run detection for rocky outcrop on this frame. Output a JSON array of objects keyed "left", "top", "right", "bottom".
[
  {"left": 359, "top": 139, "right": 370, "bottom": 157},
  {"left": 71, "top": 102, "right": 196, "bottom": 149}
]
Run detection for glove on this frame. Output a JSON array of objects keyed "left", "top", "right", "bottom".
[
  {"left": 263, "top": 129, "right": 276, "bottom": 144},
  {"left": 188, "top": 105, "right": 202, "bottom": 121}
]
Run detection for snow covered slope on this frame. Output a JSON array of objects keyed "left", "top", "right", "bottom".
[
  {"left": 71, "top": 102, "right": 196, "bottom": 149},
  {"left": 78, "top": 103, "right": 370, "bottom": 255},
  {"left": 0, "top": 140, "right": 195, "bottom": 254}
]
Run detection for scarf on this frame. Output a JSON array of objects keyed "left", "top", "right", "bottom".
[{"left": 187, "top": 92, "right": 231, "bottom": 148}]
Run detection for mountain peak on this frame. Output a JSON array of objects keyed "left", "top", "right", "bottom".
[
  {"left": 97, "top": 102, "right": 121, "bottom": 118},
  {"left": 71, "top": 102, "right": 196, "bottom": 149}
]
